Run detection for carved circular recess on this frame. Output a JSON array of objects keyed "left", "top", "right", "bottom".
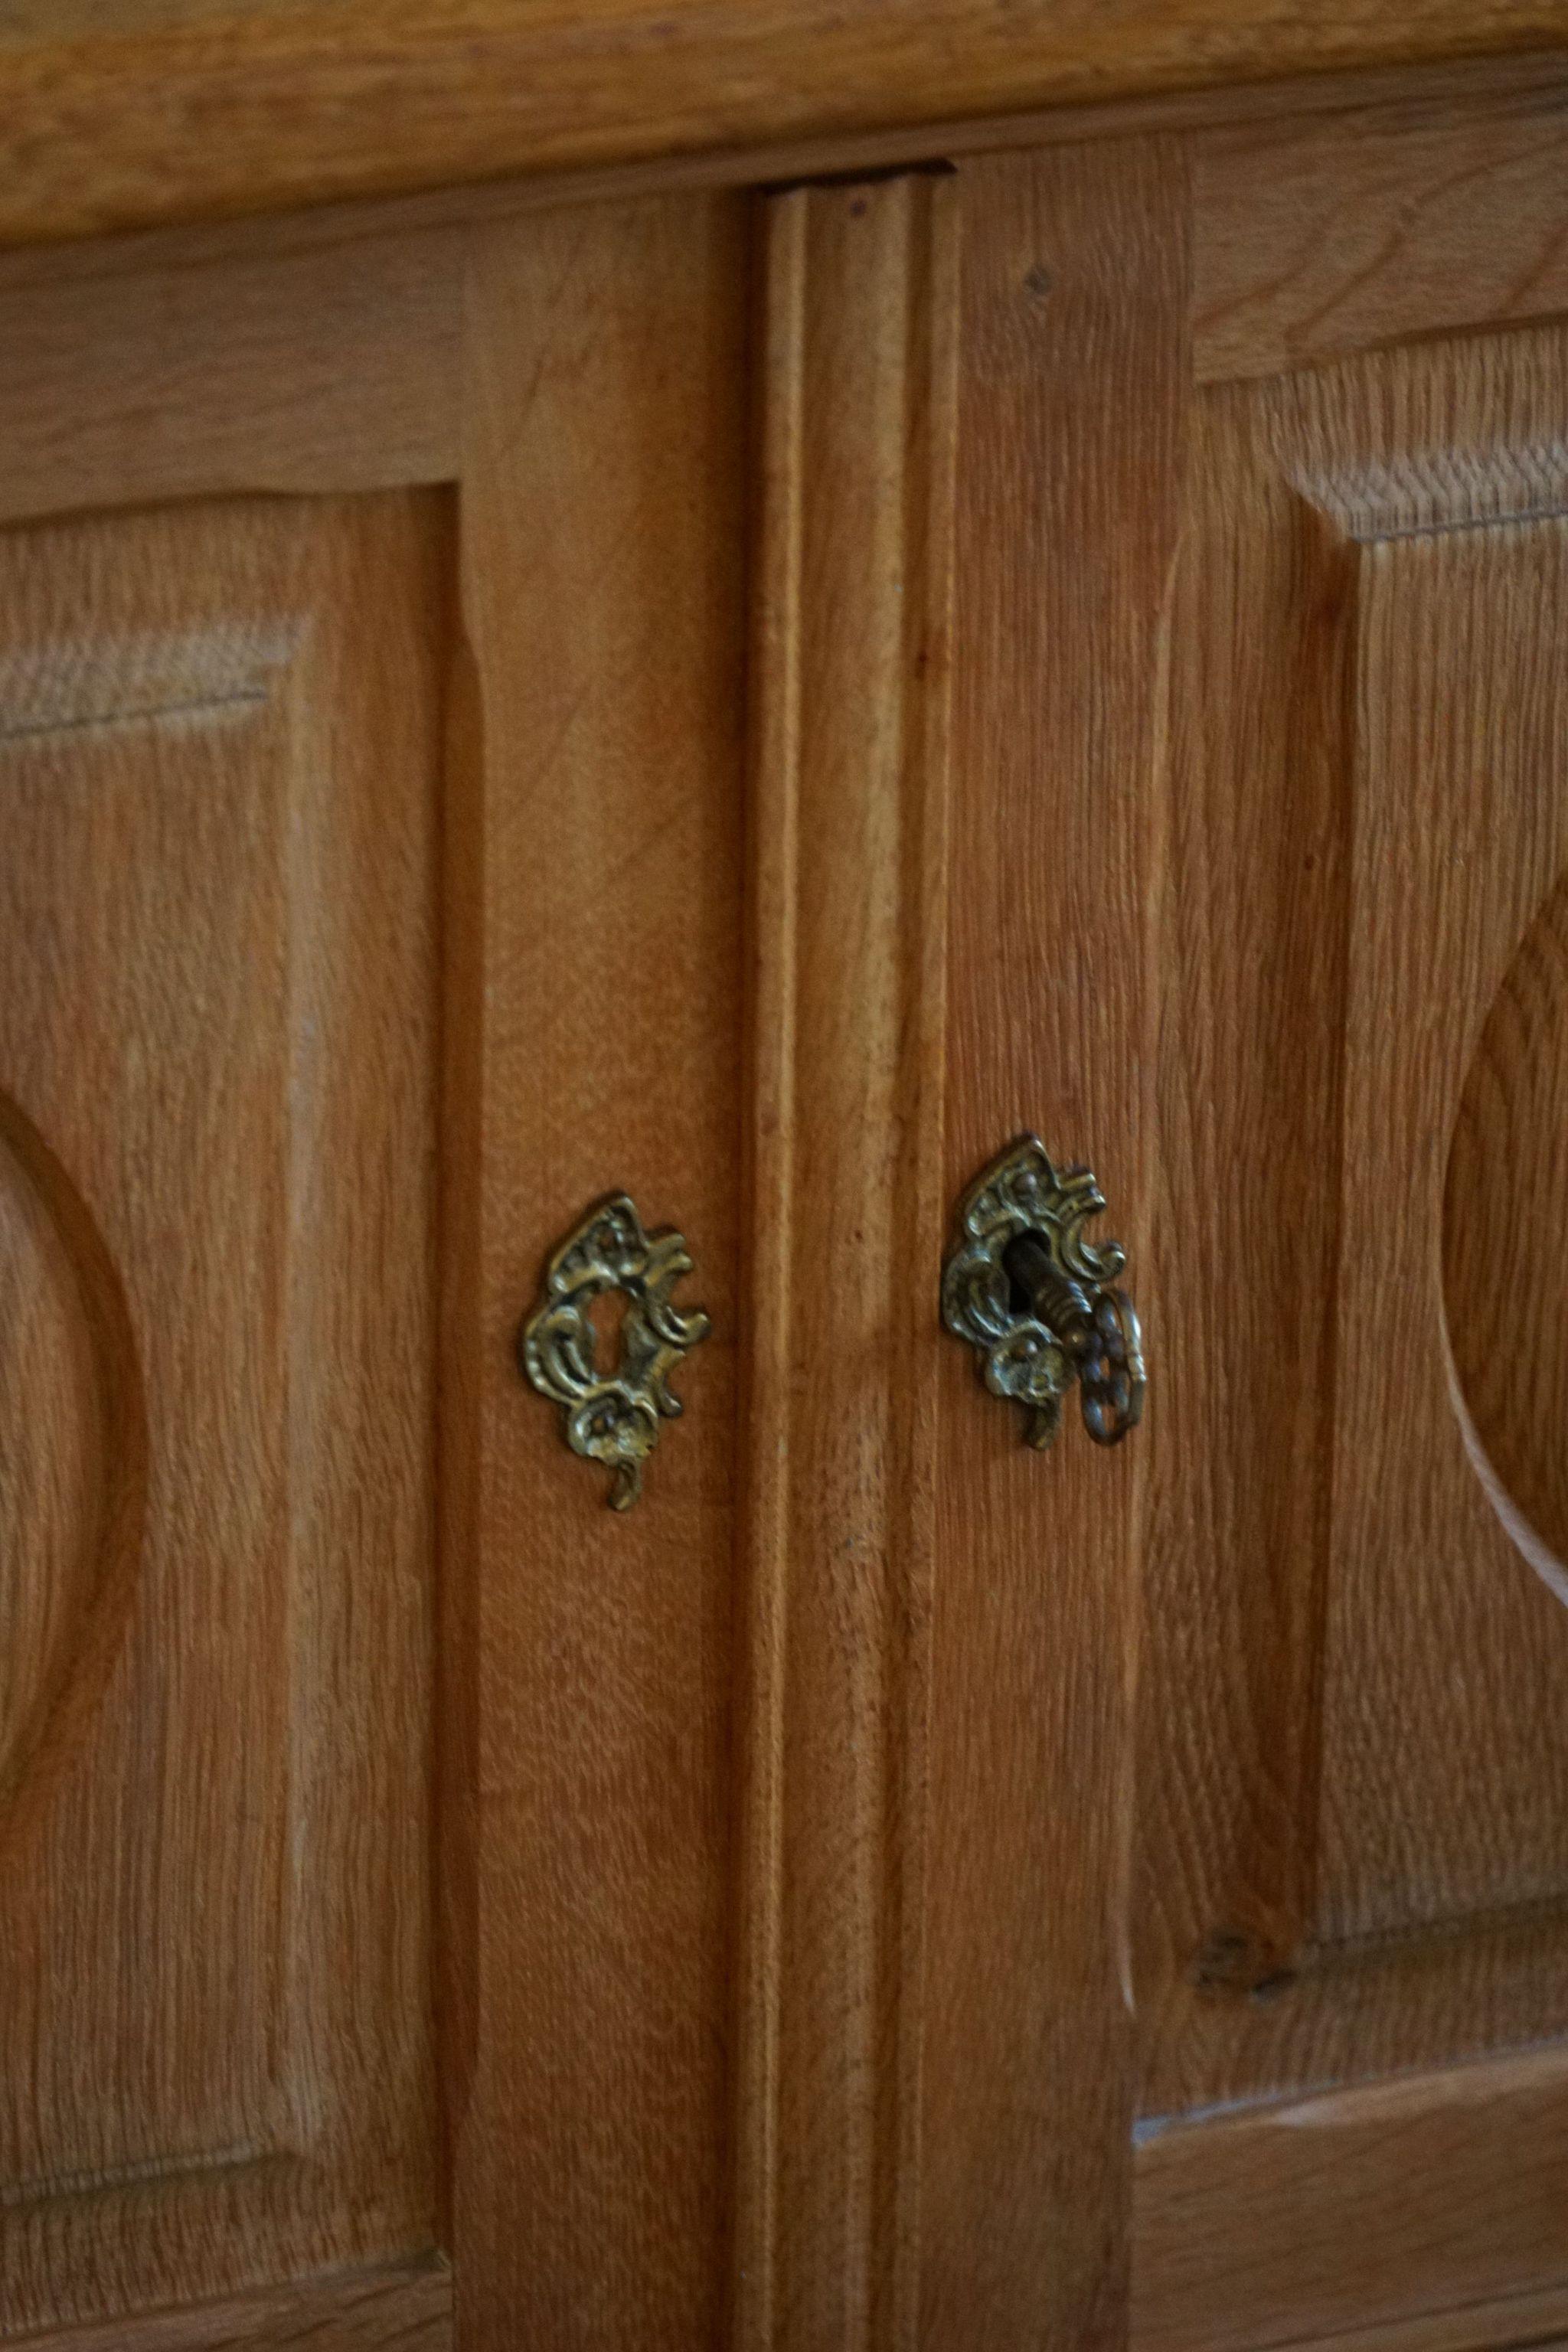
[
  {"left": 1443, "top": 874, "right": 1568, "bottom": 1601},
  {"left": 0, "top": 1096, "right": 145, "bottom": 1815}
]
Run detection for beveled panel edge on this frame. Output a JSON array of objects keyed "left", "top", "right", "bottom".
[{"left": 6, "top": 2257, "right": 452, "bottom": 2351}]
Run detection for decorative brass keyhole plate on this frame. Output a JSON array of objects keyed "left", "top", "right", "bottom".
[
  {"left": 519, "top": 1192, "right": 710, "bottom": 1510},
  {"left": 942, "top": 1135, "right": 1145, "bottom": 1451}
]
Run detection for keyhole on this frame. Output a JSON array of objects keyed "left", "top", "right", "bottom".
[
  {"left": 586, "top": 1285, "right": 632, "bottom": 1374},
  {"left": 1002, "top": 1233, "right": 1047, "bottom": 1320}
]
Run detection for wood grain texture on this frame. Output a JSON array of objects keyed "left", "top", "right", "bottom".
[
  {"left": 1291, "top": 2306, "right": 1568, "bottom": 2352},
  {"left": 920, "top": 138, "right": 1184, "bottom": 2350},
  {"left": 1203, "top": 2285, "right": 1568, "bottom": 2352},
  {"left": 1135, "top": 368, "right": 1354, "bottom": 2031},
  {"left": 0, "top": 41, "right": 1560, "bottom": 539},
  {"left": 1138, "top": 1903, "right": 1568, "bottom": 2145},
  {"left": 732, "top": 170, "right": 955, "bottom": 2352},
  {"left": 14, "top": 2260, "right": 452, "bottom": 2351},
  {"left": 1194, "top": 77, "right": 1568, "bottom": 383},
  {"left": 3, "top": 0, "right": 1568, "bottom": 249},
  {"left": 1138, "top": 325, "right": 1568, "bottom": 2126},
  {"left": 444, "top": 191, "right": 748, "bottom": 2350},
  {"left": 0, "top": 493, "right": 444, "bottom": 2331},
  {"left": 1133, "top": 2047, "right": 1568, "bottom": 2352},
  {"left": 1308, "top": 364, "right": 1568, "bottom": 1946},
  {"left": 0, "top": 42, "right": 1557, "bottom": 312},
  {"left": 0, "top": 224, "right": 460, "bottom": 528},
  {"left": 1446, "top": 870, "right": 1568, "bottom": 1598},
  {"left": 0, "top": 1091, "right": 145, "bottom": 1828}
]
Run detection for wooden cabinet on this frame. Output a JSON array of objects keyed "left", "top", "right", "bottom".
[{"left": 4, "top": 29, "right": 1568, "bottom": 2352}]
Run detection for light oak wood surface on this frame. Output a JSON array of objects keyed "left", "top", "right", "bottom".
[
  {"left": 1138, "top": 319, "right": 1568, "bottom": 2117},
  {"left": 0, "top": 493, "right": 444, "bottom": 2331},
  {"left": 3, "top": 0, "right": 1568, "bottom": 249},
  {"left": 4, "top": 45, "right": 1568, "bottom": 2352},
  {"left": 1320, "top": 394, "right": 1568, "bottom": 1945},
  {"left": 0, "top": 41, "right": 1558, "bottom": 291},
  {"left": 733, "top": 170, "right": 956, "bottom": 2352},
  {"left": 1134, "top": 2047, "right": 1568, "bottom": 2352},
  {"left": 13, "top": 2262, "right": 452, "bottom": 2351},
  {"left": 920, "top": 136, "right": 1181, "bottom": 2350},
  {"left": 1129, "top": 109, "right": 1568, "bottom": 2352},
  {"left": 1194, "top": 76, "right": 1568, "bottom": 382},
  {"left": 443, "top": 190, "right": 749, "bottom": 2352},
  {"left": 0, "top": 225, "right": 462, "bottom": 528}
]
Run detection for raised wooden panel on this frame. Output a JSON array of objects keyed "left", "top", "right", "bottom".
[
  {"left": 1320, "top": 457, "right": 1568, "bottom": 1947},
  {"left": 0, "top": 491, "right": 444, "bottom": 2333},
  {"left": 1128, "top": 114, "right": 1568, "bottom": 2314},
  {"left": 1138, "top": 321, "right": 1568, "bottom": 2104}
]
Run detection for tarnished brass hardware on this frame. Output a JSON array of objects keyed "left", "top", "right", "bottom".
[
  {"left": 942, "top": 1134, "right": 1145, "bottom": 1451},
  {"left": 519, "top": 1191, "right": 710, "bottom": 1510}
]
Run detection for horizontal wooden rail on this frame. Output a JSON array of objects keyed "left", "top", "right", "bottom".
[
  {"left": 4, "top": 0, "right": 1568, "bottom": 247},
  {"left": 11, "top": 2259, "right": 452, "bottom": 2350}
]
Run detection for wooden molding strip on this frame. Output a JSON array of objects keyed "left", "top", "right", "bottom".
[
  {"left": 732, "top": 168, "right": 957, "bottom": 2351},
  {"left": 1253, "top": 2283, "right": 1568, "bottom": 2352},
  {"left": 5, "top": 0, "right": 1568, "bottom": 250},
  {"left": 11, "top": 2259, "right": 452, "bottom": 2350},
  {"left": 1133, "top": 2044, "right": 1568, "bottom": 2352}
]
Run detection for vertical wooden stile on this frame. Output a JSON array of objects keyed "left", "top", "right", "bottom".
[
  {"left": 449, "top": 193, "right": 750, "bottom": 2352},
  {"left": 922, "top": 138, "right": 1187, "bottom": 2351},
  {"left": 733, "top": 171, "right": 959, "bottom": 2352}
]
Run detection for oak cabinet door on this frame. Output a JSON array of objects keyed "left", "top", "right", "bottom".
[
  {"left": 0, "top": 194, "right": 749, "bottom": 2351},
  {"left": 1118, "top": 87, "right": 1568, "bottom": 2352},
  {"left": 909, "top": 87, "right": 1568, "bottom": 2352}
]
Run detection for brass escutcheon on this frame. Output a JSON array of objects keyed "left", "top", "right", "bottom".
[
  {"left": 519, "top": 1191, "right": 710, "bottom": 1510},
  {"left": 942, "top": 1134, "right": 1145, "bottom": 1451}
]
